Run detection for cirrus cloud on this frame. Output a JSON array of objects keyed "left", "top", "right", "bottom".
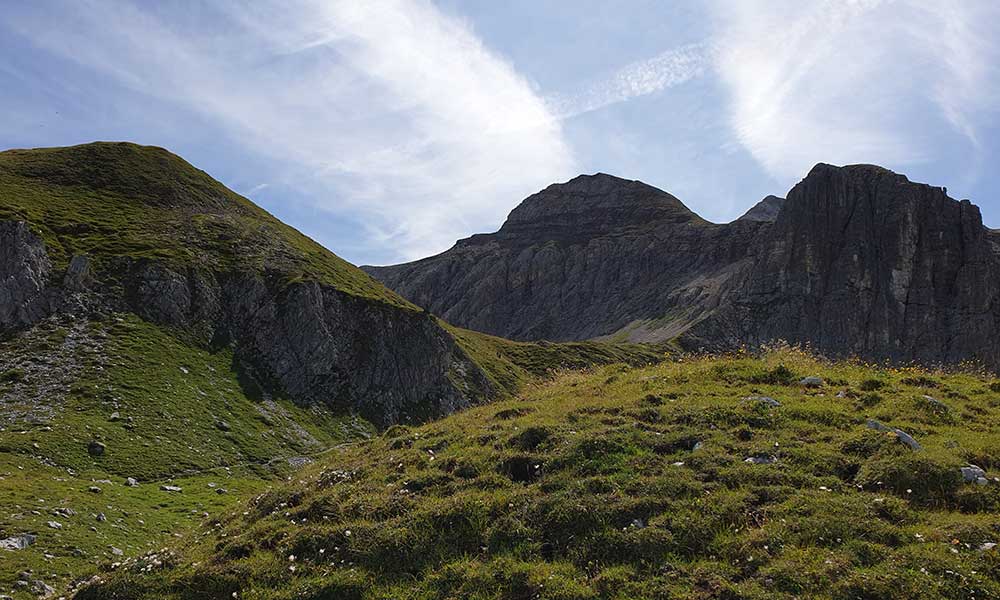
[
  {"left": 710, "top": 0, "right": 1000, "bottom": 181},
  {"left": 3, "top": 0, "right": 578, "bottom": 263}
]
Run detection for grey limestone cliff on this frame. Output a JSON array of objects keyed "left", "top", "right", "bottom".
[
  {"left": 0, "top": 242, "right": 492, "bottom": 427},
  {"left": 366, "top": 166, "right": 1000, "bottom": 370}
]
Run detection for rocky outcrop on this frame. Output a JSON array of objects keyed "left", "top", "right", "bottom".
[
  {"left": 366, "top": 166, "right": 1000, "bottom": 371},
  {"left": 0, "top": 222, "right": 51, "bottom": 329},
  {"left": 683, "top": 164, "right": 1000, "bottom": 368},
  {"left": 0, "top": 223, "right": 491, "bottom": 427}
]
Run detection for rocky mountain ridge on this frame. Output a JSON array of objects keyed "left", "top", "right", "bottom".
[{"left": 365, "top": 165, "right": 1000, "bottom": 371}]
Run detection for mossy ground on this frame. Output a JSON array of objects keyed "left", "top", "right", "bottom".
[
  {"left": 0, "top": 315, "right": 371, "bottom": 597},
  {"left": 78, "top": 348, "right": 1000, "bottom": 600}
]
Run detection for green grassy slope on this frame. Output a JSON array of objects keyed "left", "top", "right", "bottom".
[
  {"left": 0, "top": 142, "right": 407, "bottom": 305},
  {"left": 0, "top": 142, "right": 669, "bottom": 598},
  {"left": 78, "top": 349, "right": 1000, "bottom": 600},
  {"left": 448, "top": 325, "right": 666, "bottom": 395},
  {"left": 0, "top": 314, "right": 369, "bottom": 596}
]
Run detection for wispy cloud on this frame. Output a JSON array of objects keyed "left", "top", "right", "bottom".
[
  {"left": 710, "top": 0, "right": 1000, "bottom": 182},
  {"left": 244, "top": 183, "right": 270, "bottom": 196},
  {"left": 4, "top": 0, "right": 577, "bottom": 262},
  {"left": 545, "top": 44, "right": 708, "bottom": 120}
]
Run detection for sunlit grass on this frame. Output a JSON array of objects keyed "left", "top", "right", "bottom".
[{"left": 80, "top": 347, "right": 1000, "bottom": 599}]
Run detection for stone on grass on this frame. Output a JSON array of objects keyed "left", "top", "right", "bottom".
[
  {"left": 961, "top": 465, "right": 987, "bottom": 483},
  {"left": 87, "top": 440, "right": 106, "bottom": 457},
  {"left": 0, "top": 534, "right": 35, "bottom": 550},
  {"left": 866, "top": 419, "right": 891, "bottom": 432},
  {"left": 30, "top": 580, "right": 54, "bottom": 598},
  {"left": 893, "top": 428, "right": 922, "bottom": 451},
  {"left": 125, "top": 477, "right": 139, "bottom": 487},
  {"left": 866, "top": 420, "right": 922, "bottom": 451},
  {"left": 160, "top": 485, "right": 182, "bottom": 492},
  {"left": 800, "top": 376, "right": 824, "bottom": 387},
  {"left": 744, "top": 395, "right": 781, "bottom": 408}
]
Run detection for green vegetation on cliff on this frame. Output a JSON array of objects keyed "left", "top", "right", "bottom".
[{"left": 78, "top": 349, "right": 1000, "bottom": 599}]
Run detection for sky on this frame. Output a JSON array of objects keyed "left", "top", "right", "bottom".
[{"left": 2, "top": 0, "right": 999, "bottom": 266}]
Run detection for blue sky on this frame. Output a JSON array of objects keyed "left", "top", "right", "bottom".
[{"left": 2, "top": 1, "right": 999, "bottom": 265}]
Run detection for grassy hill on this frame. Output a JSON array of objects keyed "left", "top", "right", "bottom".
[
  {"left": 0, "top": 142, "right": 666, "bottom": 597},
  {"left": 76, "top": 348, "right": 1000, "bottom": 599},
  {"left": 0, "top": 142, "right": 404, "bottom": 304}
]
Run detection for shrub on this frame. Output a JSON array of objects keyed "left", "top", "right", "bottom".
[
  {"left": 900, "top": 376, "right": 938, "bottom": 388},
  {"left": 859, "top": 378, "right": 885, "bottom": 391},
  {"left": 857, "top": 392, "right": 884, "bottom": 407},
  {"left": 748, "top": 364, "right": 796, "bottom": 386},
  {"left": 510, "top": 426, "right": 553, "bottom": 451},
  {"left": 0, "top": 368, "right": 25, "bottom": 383}
]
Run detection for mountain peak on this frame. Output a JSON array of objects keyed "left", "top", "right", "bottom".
[
  {"left": 498, "top": 173, "right": 701, "bottom": 241},
  {"left": 737, "top": 195, "right": 785, "bottom": 223},
  {"left": 803, "top": 162, "right": 912, "bottom": 186}
]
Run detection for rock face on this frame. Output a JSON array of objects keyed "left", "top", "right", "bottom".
[
  {"left": 0, "top": 234, "right": 490, "bottom": 428},
  {"left": 366, "top": 166, "right": 1000, "bottom": 371},
  {"left": 367, "top": 174, "right": 763, "bottom": 341},
  {"left": 0, "top": 222, "right": 51, "bottom": 329},
  {"left": 0, "top": 143, "right": 493, "bottom": 427}
]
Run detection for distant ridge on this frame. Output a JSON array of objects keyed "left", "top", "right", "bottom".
[{"left": 366, "top": 163, "right": 1000, "bottom": 371}]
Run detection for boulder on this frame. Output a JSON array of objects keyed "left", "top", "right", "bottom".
[
  {"left": 0, "top": 534, "right": 36, "bottom": 550},
  {"left": 87, "top": 440, "right": 106, "bottom": 457},
  {"left": 30, "top": 580, "right": 55, "bottom": 597},
  {"left": 961, "top": 465, "right": 987, "bottom": 483},
  {"left": 866, "top": 420, "right": 922, "bottom": 451},
  {"left": 744, "top": 395, "right": 781, "bottom": 408}
]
